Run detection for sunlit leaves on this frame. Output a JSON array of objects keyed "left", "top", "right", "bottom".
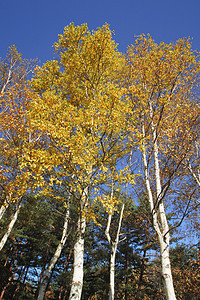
[
  {"left": 27, "top": 24, "right": 129, "bottom": 223},
  {"left": 0, "top": 48, "right": 37, "bottom": 206},
  {"left": 126, "top": 35, "right": 200, "bottom": 140}
]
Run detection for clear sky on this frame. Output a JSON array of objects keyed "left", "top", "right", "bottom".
[{"left": 1, "top": 0, "right": 200, "bottom": 63}]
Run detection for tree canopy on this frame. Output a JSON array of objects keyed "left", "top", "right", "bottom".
[{"left": 0, "top": 24, "right": 199, "bottom": 300}]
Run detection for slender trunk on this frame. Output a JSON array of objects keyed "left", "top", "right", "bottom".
[
  {"left": 0, "top": 196, "right": 11, "bottom": 221},
  {"left": 0, "top": 68, "right": 12, "bottom": 95},
  {"left": 109, "top": 246, "right": 116, "bottom": 300},
  {"left": 111, "top": 203, "right": 124, "bottom": 300},
  {"left": 0, "top": 284, "right": 7, "bottom": 300},
  {"left": 105, "top": 195, "right": 125, "bottom": 300},
  {"left": 187, "top": 162, "right": 200, "bottom": 188},
  {"left": 141, "top": 119, "right": 176, "bottom": 300},
  {"left": 187, "top": 140, "right": 200, "bottom": 188},
  {"left": 160, "top": 240, "right": 176, "bottom": 300},
  {"left": 37, "top": 204, "right": 70, "bottom": 300},
  {"left": 68, "top": 183, "right": 89, "bottom": 300},
  {"left": 68, "top": 214, "right": 86, "bottom": 300},
  {"left": 0, "top": 199, "right": 22, "bottom": 252},
  {"left": 105, "top": 185, "right": 114, "bottom": 299},
  {"left": 153, "top": 131, "right": 176, "bottom": 300}
]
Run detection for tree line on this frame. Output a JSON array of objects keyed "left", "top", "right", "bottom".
[{"left": 0, "top": 24, "right": 199, "bottom": 300}]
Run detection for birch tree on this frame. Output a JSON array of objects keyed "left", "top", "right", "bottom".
[
  {"left": 125, "top": 35, "right": 200, "bottom": 299},
  {"left": 28, "top": 23, "right": 127, "bottom": 300},
  {"left": 0, "top": 197, "right": 22, "bottom": 251},
  {"left": 0, "top": 47, "right": 37, "bottom": 250},
  {"left": 37, "top": 199, "right": 70, "bottom": 300},
  {"left": 105, "top": 190, "right": 125, "bottom": 300},
  {"left": 186, "top": 139, "right": 200, "bottom": 189}
]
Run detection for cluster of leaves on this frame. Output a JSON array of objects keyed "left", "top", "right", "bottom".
[{"left": 0, "top": 23, "right": 200, "bottom": 299}]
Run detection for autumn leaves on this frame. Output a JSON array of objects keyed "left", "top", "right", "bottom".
[{"left": 0, "top": 24, "right": 199, "bottom": 299}]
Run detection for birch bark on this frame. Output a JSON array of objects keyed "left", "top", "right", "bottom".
[
  {"left": 141, "top": 119, "right": 176, "bottom": 300},
  {"left": 68, "top": 215, "right": 86, "bottom": 300},
  {"left": 0, "top": 198, "right": 22, "bottom": 252},
  {"left": 187, "top": 162, "right": 200, "bottom": 189},
  {"left": 0, "top": 196, "right": 10, "bottom": 221},
  {"left": 105, "top": 200, "right": 125, "bottom": 300},
  {"left": 37, "top": 202, "right": 70, "bottom": 300},
  {"left": 153, "top": 134, "right": 176, "bottom": 299},
  {"left": 69, "top": 187, "right": 88, "bottom": 300}
]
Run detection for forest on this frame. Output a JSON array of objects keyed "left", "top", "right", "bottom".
[{"left": 0, "top": 23, "right": 199, "bottom": 300}]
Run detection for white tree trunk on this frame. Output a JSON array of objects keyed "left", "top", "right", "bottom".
[
  {"left": 153, "top": 130, "right": 176, "bottom": 300},
  {"left": 0, "top": 200, "right": 22, "bottom": 251},
  {"left": 105, "top": 194, "right": 125, "bottom": 300},
  {"left": 37, "top": 204, "right": 70, "bottom": 300},
  {"left": 187, "top": 162, "right": 200, "bottom": 188},
  {"left": 69, "top": 215, "right": 86, "bottom": 300},
  {"left": 109, "top": 246, "right": 116, "bottom": 300},
  {"left": 69, "top": 187, "right": 88, "bottom": 300},
  {"left": 0, "top": 196, "right": 10, "bottom": 221},
  {"left": 0, "top": 69, "right": 12, "bottom": 95},
  {"left": 141, "top": 120, "right": 176, "bottom": 300},
  {"left": 160, "top": 241, "right": 176, "bottom": 300}
]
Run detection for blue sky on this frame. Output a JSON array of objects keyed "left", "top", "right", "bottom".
[{"left": 1, "top": 0, "right": 200, "bottom": 62}]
